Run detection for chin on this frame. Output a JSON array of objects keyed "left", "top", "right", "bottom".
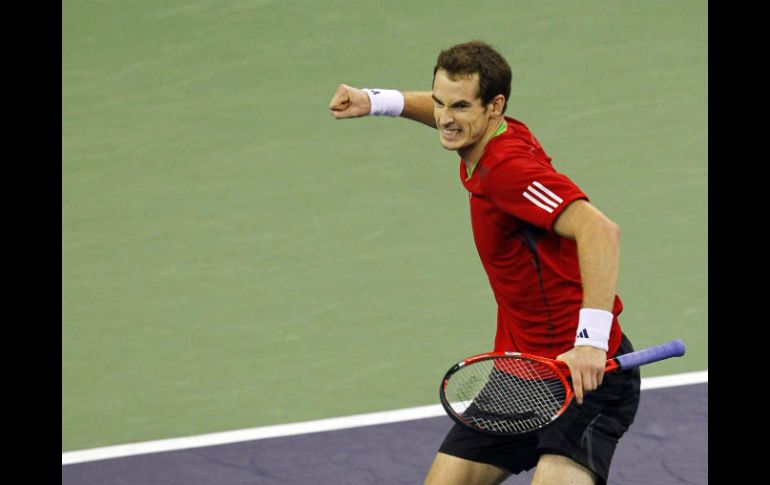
[{"left": 438, "top": 137, "right": 463, "bottom": 151}]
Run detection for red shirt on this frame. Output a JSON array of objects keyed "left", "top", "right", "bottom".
[{"left": 461, "top": 116, "right": 623, "bottom": 359}]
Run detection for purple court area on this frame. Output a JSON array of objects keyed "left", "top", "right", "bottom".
[{"left": 62, "top": 383, "right": 707, "bottom": 484}]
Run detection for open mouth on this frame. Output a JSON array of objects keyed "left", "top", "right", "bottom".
[{"left": 441, "top": 127, "right": 462, "bottom": 140}]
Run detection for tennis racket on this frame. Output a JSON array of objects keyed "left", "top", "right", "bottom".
[{"left": 439, "top": 339, "right": 685, "bottom": 436}]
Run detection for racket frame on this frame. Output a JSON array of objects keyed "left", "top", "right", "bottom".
[
  {"left": 438, "top": 339, "right": 685, "bottom": 436},
  {"left": 439, "top": 351, "right": 574, "bottom": 436}
]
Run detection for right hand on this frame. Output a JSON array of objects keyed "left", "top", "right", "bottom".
[
  {"left": 556, "top": 346, "right": 607, "bottom": 405},
  {"left": 328, "top": 84, "right": 371, "bottom": 119}
]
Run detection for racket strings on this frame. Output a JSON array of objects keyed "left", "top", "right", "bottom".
[{"left": 444, "top": 357, "right": 567, "bottom": 434}]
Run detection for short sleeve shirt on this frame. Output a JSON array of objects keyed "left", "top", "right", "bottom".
[{"left": 461, "top": 116, "right": 623, "bottom": 358}]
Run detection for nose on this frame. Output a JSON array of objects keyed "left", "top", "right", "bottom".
[{"left": 437, "top": 107, "right": 454, "bottom": 127}]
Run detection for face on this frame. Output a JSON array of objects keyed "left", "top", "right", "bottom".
[{"left": 432, "top": 69, "right": 501, "bottom": 155}]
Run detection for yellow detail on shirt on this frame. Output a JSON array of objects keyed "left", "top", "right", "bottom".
[{"left": 465, "top": 119, "right": 508, "bottom": 181}]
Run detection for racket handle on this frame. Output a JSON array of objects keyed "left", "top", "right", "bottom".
[{"left": 615, "top": 339, "right": 685, "bottom": 370}]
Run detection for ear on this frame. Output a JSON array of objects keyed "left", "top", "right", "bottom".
[{"left": 488, "top": 94, "right": 506, "bottom": 117}]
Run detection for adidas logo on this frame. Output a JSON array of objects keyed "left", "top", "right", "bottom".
[{"left": 576, "top": 329, "right": 590, "bottom": 339}]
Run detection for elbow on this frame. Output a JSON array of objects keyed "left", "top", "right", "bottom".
[
  {"left": 605, "top": 219, "right": 621, "bottom": 245},
  {"left": 585, "top": 217, "right": 620, "bottom": 245}
]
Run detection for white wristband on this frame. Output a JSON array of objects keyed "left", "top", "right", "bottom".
[
  {"left": 574, "top": 308, "right": 613, "bottom": 351},
  {"left": 363, "top": 88, "right": 404, "bottom": 117}
]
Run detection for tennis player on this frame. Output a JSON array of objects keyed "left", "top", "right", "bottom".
[{"left": 328, "top": 41, "right": 641, "bottom": 485}]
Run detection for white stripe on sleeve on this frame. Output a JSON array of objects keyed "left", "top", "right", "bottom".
[
  {"left": 522, "top": 191, "right": 554, "bottom": 213},
  {"left": 532, "top": 181, "right": 563, "bottom": 203},
  {"left": 526, "top": 185, "right": 559, "bottom": 208}
]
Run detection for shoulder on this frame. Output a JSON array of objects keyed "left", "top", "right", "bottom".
[
  {"left": 483, "top": 118, "right": 551, "bottom": 169},
  {"left": 480, "top": 146, "right": 555, "bottom": 191}
]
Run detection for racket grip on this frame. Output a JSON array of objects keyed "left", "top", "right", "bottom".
[{"left": 615, "top": 339, "right": 685, "bottom": 370}]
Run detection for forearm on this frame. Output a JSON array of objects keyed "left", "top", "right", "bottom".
[
  {"left": 400, "top": 91, "right": 436, "bottom": 128},
  {"left": 330, "top": 85, "right": 436, "bottom": 128}
]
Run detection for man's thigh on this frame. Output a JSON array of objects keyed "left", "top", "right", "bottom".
[
  {"left": 531, "top": 454, "right": 596, "bottom": 485},
  {"left": 424, "top": 452, "right": 511, "bottom": 485}
]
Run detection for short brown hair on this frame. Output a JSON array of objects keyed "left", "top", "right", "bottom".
[{"left": 433, "top": 40, "right": 512, "bottom": 113}]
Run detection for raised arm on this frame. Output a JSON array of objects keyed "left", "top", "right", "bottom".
[
  {"left": 328, "top": 84, "right": 436, "bottom": 128},
  {"left": 401, "top": 91, "right": 436, "bottom": 128}
]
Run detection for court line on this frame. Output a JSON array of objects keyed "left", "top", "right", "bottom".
[{"left": 62, "top": 370, "right": 707, "bottom": 465}]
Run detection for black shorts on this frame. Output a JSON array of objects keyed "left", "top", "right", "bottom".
[{"left": 438, "top": 334, "right": 641, "bottom": 485}]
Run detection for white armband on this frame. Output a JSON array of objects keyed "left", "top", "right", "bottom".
[
  {"left": 363, "top": 88, "right": 404, "bottom": 117},
  {"left": 574, "top": 308, "right": 613, "bottom": 351}
]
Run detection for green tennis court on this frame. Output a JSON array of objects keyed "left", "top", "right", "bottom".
[{"left": 62, "top": 0, "right": 707, "bottom": 453}]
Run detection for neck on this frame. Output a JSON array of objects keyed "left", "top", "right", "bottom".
[{"left": 460, "top": 115, "right": 505, "bottom": 168}]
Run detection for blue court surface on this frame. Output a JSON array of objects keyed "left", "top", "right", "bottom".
[{"left": 62, "top": 381, "right": 707, "bottom": 485}]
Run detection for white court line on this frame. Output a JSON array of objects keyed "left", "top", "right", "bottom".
[{"left": 62, "top": 370, "right": 707, "bottom": 466}]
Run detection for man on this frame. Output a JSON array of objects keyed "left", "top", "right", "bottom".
[{"left": 328, "top": 41, "right": 640, "bottom": 485}]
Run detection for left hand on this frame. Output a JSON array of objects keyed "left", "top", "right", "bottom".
[{"left": 556, "top": 346, "right": 607, "bottom": 405}]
